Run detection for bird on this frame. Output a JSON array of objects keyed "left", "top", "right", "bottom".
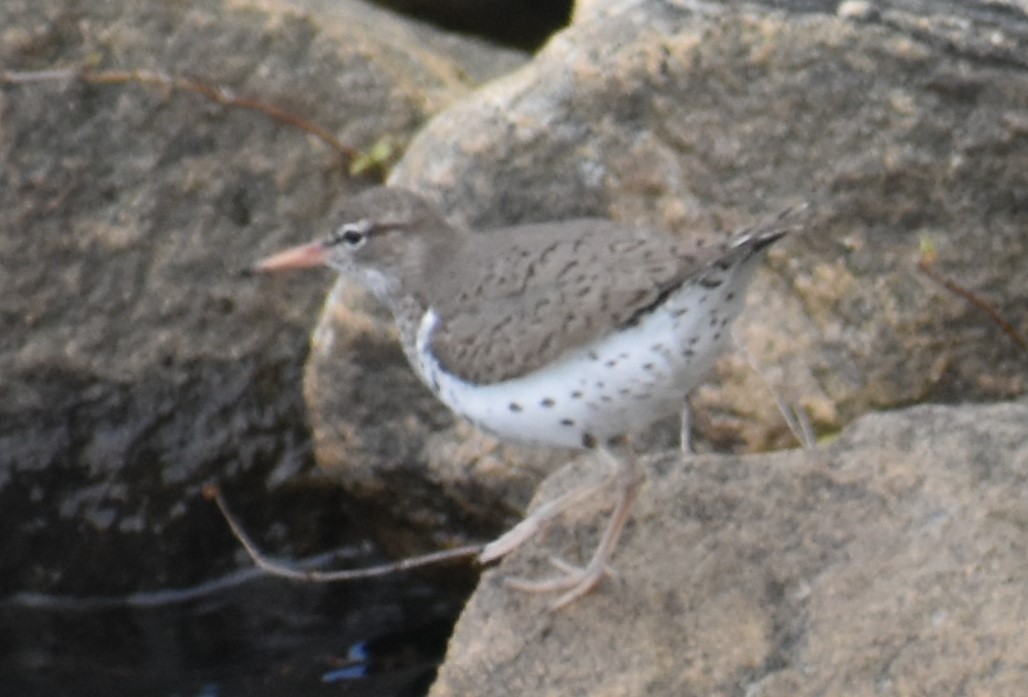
[{"left": 252, "top": 186, "right": 799, "bottom": 608}]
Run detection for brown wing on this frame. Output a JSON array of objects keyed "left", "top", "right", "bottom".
[{"left": 425, "top": 219, "right": 723, "bottom": 384}]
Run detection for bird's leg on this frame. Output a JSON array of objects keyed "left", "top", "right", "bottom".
[
  {"left": 503, "top": 446, "right": 643, "bottom": 610},
  {"left": 479, "top": 453, "right": 618, "bottom": 564},
  {"left": 680, "top": 399, "right": 693, "bottom": 454},
  {"left": 731, "top": 329, "right": 816, "bottom": 450}
]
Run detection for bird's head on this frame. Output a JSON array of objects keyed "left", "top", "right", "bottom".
[{"left": 250, "top": 187, "right": 454, "bottom": 300}]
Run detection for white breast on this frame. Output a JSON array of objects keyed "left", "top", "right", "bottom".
[{"left": 409, "top": 260, "right": 758, "bottom": 449}]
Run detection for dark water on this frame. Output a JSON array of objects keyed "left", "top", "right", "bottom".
[{"left": 0, "top": 561, "right": 466, "bottom": 696}]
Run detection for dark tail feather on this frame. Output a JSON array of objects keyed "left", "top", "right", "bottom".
[{"left": 732, "top": 202, "right": 810, "bottom": 253}]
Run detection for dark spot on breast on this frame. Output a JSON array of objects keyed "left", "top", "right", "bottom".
[
  {"left": 588, "top": 350, "right": 599, "bottom": 361},
  {"left": 582, "top": 433, "right": 597, "bottom": 448},
  {"left": 560, "top": 418, "right": 576, "bottom": 427},
  {"left": 605, "top": 360, "right": 617, "bottom": 368},
  {"left": 643, "top": 363, "right": 654, "bottom": 371},
  {"left": 509, "top": 402, "right": 523, "bottom": 413},
  {"left": 571, "top": 391, "right": 583, "bottom": 399},
  {"left": 726, "top": 292, "right": 736, "bottom": 301},
  {"left": 672, "top": 307, "right": 689, "bottom": 317},
  {"left": 541, "top": 398, "right": 555, "bottom": 408}
]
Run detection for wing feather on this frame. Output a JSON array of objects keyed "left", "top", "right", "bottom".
[{"left": 426, "top": 220, "right": 714, "bottom": 384}]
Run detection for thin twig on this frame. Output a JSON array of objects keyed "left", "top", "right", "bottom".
[
  {"left": 1, "top": 67, "right": 362, "bottom": 165},
  {"left": 3, "top": 544, "right": 371, "bottom": 611},
  {"left": 918, "top": 237, "right": 1026, "bottom": 352},
  {"left": 203, "top": 485, "right": 483, "bottom": 582}
]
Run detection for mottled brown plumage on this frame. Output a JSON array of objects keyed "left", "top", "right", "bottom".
[
  {"left": 290, "top": 189, "right": 788, "bottom": 386},
  {"left": 424, "top": 219, "right": 747, "bottom": 384}
]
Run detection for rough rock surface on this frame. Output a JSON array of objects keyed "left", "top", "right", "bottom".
[
  {"left": 2, "top": 0, "right": 528, "bottom": 691},
  {"left": 431, "top": 399, "right": 1028, "bottom": 696},
  {"left": 1, "top": 0, "right": 523, "bottom": 596},
  {"left": 305, "top": 0, "right": 1028, "bottom": 541}
]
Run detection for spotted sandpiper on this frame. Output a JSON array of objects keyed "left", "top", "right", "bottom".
[{"left": 253, "top": 186, "right": 798, "bottom": 607}]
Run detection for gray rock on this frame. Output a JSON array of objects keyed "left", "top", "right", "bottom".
[
  {"left": 432, "top": 398, "right": 1028, "bottom": 696},
  {"left": 0, "top": 0, "right": 524, "bottom": 595}
]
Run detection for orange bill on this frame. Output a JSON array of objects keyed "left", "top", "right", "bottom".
[{"left": 249, "top": 241, "right": 327, "bottom": 273}]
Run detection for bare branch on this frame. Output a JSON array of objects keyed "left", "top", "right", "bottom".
[{"left": 203, "top": 484, "right": 482, "bottom": 582}]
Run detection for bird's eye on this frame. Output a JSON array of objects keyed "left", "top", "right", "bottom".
[
  {"left": 341, "top": 228, "right": 364, "bottom": 246},
  {"left": 328, "top": 221, "right": 371, "bottom": 249}
]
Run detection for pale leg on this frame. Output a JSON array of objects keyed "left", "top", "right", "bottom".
[
  {"left": 479, "top": 452, "right": 618, "bottom": 564},
  {"left": 680, "top": 400, "right": 693, "bottom": 454},
  {"left": 503, "top": 448, "right": 643, "bottom": 610}
]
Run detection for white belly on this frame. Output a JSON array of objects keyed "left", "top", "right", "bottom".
[{"left": 410, "top": 267, "right": 755, "bottom": 449}]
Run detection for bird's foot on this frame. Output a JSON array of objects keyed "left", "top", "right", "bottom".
[
  {"left": 479, "top": 460, "right": 616, "bottom": 564},
  {"left": 494, "top": 449, "right": 642, "bottom": 610},
  {"left": 505, "top": 554, "right": 617, "bottom": 610}
]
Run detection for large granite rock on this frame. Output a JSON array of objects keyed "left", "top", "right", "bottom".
[
  {"left": 432, "top": 398, "right": 1028, "bottom": 696},
  {"left": 2, "top": 0, "right": 527, "bottom": 691},
  {"left": 0, "top": 0, "right": 523, "bottom": 598}
]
